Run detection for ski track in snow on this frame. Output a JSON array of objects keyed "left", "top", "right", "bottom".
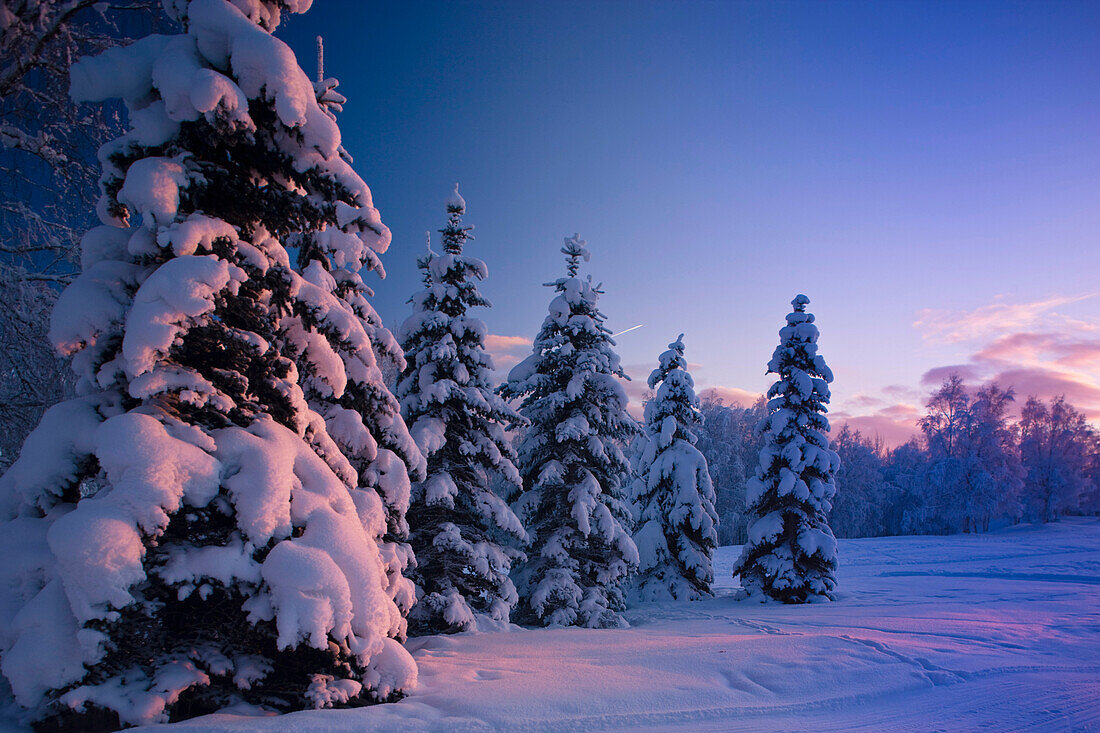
[{"left": 4, "top": 518, "right": 1098, "bottom": 732}]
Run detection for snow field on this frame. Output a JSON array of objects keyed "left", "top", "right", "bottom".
[{"left": 127, "top": 518, "right": 1100, "bottom": 732}]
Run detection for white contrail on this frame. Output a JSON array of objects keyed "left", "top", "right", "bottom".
[{"left": 612, "top": 324, "right": 643, "bottom": 338}]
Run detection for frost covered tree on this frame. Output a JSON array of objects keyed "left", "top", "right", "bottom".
[
  {"left": 829, "top": 426, "right": 888, "bottom": 538},
  {"left": 396, "top": 186, "right": 527, "bottom": 634},
  {"left": 501, "top": 235, "right": 639, "bottom": 628},
  {"left": 965, "top": 383, "right": 1025, "bottom": 529},
  {"left": 734, "top": 295, "right": 840, "bottom": 603},
  {"left": 1020, "top": 396, "right": 1094, "bottom": 523},
  {"left": 631, "top": 335, "right": 718, "bottom": 601},
  {"left": 696, "top": 395, "right": 765, "bottom": 545},
  {"left": 0, "top": 270, "right": 77, "bottom": 470},
  {"left": 0, "top": 0, "right": 155, "bottom": 469},
  {"left": 918, "top": 377, "right": 1024, "bottom": 533},
  {"left": 0, "top": 0, "right": 152, "bottom": 279},
  {"left": 0, "top": 1, "right": 423, "bottom": 728}
]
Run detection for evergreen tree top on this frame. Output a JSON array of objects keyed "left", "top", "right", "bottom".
[
  {"left": 643, "top": 334, "right": 702, "bottom": 447},
  {"left": 785, "top": 295, "right": 816, "bottom": 326},
  {"left": 503, "top": 234, "right": 632, "bottom": 407},
  {"left": 560, "top": 233, "right": 591, "bottom": 277},
  {"left": 409, "top": 194, "right": 488, "bottom": 320},
  {"left": 446, "top": 182, "right": 466, "bottom": 213},
  {"left": 416, "top": 232, "right": 436, "bottom": 287},
  {"left": 440, "top": 184, "right": 473, "bottom": 255},
  {"left": 648, "top": 333, "right": 687, "bottom": 390},
  {"left": 769, "top": 295, "right": 832, "bottom": 385},
  {"left": 164, "top": 0, "right": 308, "bottom": 33},
  {"left": 399, "top": 192, "right": 504, "bottom": 414},
  {"left": 762, "top": 295, "right": 834, "bottom": 445}
]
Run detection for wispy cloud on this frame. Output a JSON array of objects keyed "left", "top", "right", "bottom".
[
  {"left": 697, "top": 386, "right": 763, "bottom": 408},
  {"left": 913, "top": 293, "right": 1098, "bottom": 343},
  {"left": 846, "top": 393, "right": 886, "bottom": 409},
  {"left": 973, "top": 331, "right": 1100, "bottom": 370},
  {"left": 882, "top": 384, "right": 921, "bottom": 401}
]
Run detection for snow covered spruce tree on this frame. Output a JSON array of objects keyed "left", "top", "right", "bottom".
[
  {"left": 0, "top": 1, "right": 424, "bottom": 728},
  {"left": 396, "top": 186, "right": 528, "bottom": 634},
  {"left": 631, "top": 335, "right": 718, "bottom": 602},
  {"left": 733, "top": 294, "right": 840, "bottom": 603},
  {"left": 294, "top": 41, "right": 425, "bottom": 646},
  {"left": 501, "top": 235, "right": 639, "bottom": 628}
]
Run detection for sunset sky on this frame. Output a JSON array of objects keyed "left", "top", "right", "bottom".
[{"left": 280, "top": 0, "right": 1100, "bottom": 445}]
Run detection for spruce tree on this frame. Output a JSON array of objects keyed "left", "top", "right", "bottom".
[
  {"left": 501, "top": 235, "right": 639, "bottom": 628},
  {"left": 0, "top": 2, "right": 422, "bottom": 728},
  {"left": 632, "top": 335, "right": 719, "bottom": 602},
  {"left": 734, "top": 294, "right": 840, "bottom": 603},
  {"left": 294, "top": 51, "right": 425, "bottom": 637},
  {"left": 396, "top": 186, "right": 528, "bottom": 634}
]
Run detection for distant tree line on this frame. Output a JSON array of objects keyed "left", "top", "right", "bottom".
[{"left": 697, "top": 374, "right": 1100, "bottom": 543}]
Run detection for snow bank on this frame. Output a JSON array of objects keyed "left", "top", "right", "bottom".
[{"left": 113, "top": 519, "right": 1100, "bottom": 733}]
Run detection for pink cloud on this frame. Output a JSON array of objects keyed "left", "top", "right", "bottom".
[
  {"left": 906, "top": 317, "right": 1100, "bottom": 425},
  {"left": 484, "top": 334, "right": 532, "bottom": 372},
  {"left": 921, "top": 364, "right": 982, "bottom": 386},
  {"left": 697, "top": 386, "right": 763, "bottom": 408},
  {"left": 986, "top": 367, "right": 1100, "bottom": 420},
  {"left": 492, "top": 354, "right": 523, "bottom": 370},
  {"left": 882, "top": 384, "right": 921, "bottom": 401},
  {"left": 831, "top": 400, "right": 922, "bottom": 448},
  {"left": 1054, "top": 341, "right": 1100, "bottom": 368},
  {"left": 484, "top": 334, "right": 532, "bottom": 351},
  {"left": 973, "top": 332, "right": 1055, "bottom": 364},
  {"left": 620, "top": 377, "right": 649, "bottom": 420},
  {"left": 847, "top": 393, "right": 885, "bottom": 409},
  {"left": 832, "top": 414, "right": 921, "bottom": 448},
  {"left": 914, "top": 293, "right": 1098, "bottom": 344},
  {"left": 973, "top": 331, "right": 1100, "bottom": 371},
  {"left": 876, "top": 403, "right": 921, "bottom": 421}
]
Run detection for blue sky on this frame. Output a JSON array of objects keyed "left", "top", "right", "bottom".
[{"left": 279, "top": 0, "right": 1100, "bottom": 443}]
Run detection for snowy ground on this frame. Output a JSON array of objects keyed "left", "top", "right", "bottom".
[{"left": 9, "top": 519, "right": 1100, "bottom": 732}]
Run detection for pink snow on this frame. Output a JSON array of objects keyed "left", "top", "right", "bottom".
[{"left": 117, "top": 518, "right": 1100, "bottom": 732}]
